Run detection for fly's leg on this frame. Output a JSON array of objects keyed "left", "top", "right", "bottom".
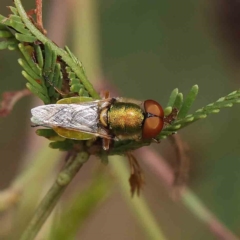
[
  {"left": 97, "top": 128, "right": 113, "bottom": 150},
  {"left": 126, "top": 152, "right": 145, "bottom": 196},
  {"left": 64, "top": 150, "right": 79, "bottom": 163},
  {"left": 45, "top": 75, "right": 69, "bottom": 97},
  {"left": 44, "top": 73, "right": 76, "bottom": 98},
  {"left": 51, "top": 85, "right": 67, "bottom": 97},
  {"left": 152, "top": 138, "right": 161, "bottom": 143},
  {"left": 104, "top": 91, "right": 110, "bottom": 99},
  {"left": 102, "top": 138, "right": 111, "bottom": 150},
  {"left": 101, "top": 90, "right": 110, "bottom": 99}
]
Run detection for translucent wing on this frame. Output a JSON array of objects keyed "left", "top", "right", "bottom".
[{"left": 31, "top": 102, "right": 99, "bottom": 134}]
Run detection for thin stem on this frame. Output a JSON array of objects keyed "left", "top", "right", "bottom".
[
  {"left": 137, "top": 148, "right": 239, "bottom": 240},
  {"left": 35, "top": 0, "right": 46, "bottom": 35},
  {"left": 0, "top": 89, "right": 31, "bottom": 117},
  {"left": 72, "top": 0, "right": 102, "bottom": 82},
  {"left": 111, "top": 156, "right": 168, "bottom": 240},
  {"left": 49, "top": 172, "right": 112, "bottom": 240},
  {"left": 20, "top": 152, "right": 89, "bottom": 240},
  {"left": 169, "top": 135, "right": 189, "bottom": 187},
  {"left": 0, "top": 147, "right": 61, "bottom": 212},
  {"left": 162, "top": 89, "right": 240, "bottom": 138},
  {"left": 182, "top": 190, "right": 239, "bottom": 240},
  {"left": 35, "top": 0, "right": 43, "bottom": 30},
  {"left": 14, "top": 0, "right": 100, "bottom": 99}
]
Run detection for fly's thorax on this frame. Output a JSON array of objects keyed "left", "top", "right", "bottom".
[{"left": 108, "top": 102, "right": 144, "bottom": 140}]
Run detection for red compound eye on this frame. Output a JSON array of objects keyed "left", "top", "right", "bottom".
[
  {"left": 142, "top": 117, "right": 164, "bottom": 139},
  {"left": 142, "top": 100, "right": 164, "bottom": 139},
  {"left": 144, "top": 100, "right": 164, "bottom": 118}
]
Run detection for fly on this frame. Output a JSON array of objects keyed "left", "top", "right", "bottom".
[{"left": 31, "top": 93, "right": 166, "bottom": 150}]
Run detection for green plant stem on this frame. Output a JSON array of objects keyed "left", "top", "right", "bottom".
[
  {"left": 72, "top": 0, "right": 102, "bottom": 82},
  {"left": 13, "top": 0, "right": 99, "bottom": 99},
  {"left": 20, "top": 151, "right": 89, "bottom": 240},
  {"left": 160, "top": 89, "right": 240, "bottom": 138},
  {"left": 49, "top": 172, "right": 112, "bottom": 240},
  {"left": 110, "top": 156, "right": 168, "bottom": 240},
  {"left": 137, "top": 148, "right": 240, "bottom": 240},
  {"left": 181, "top": 189, "right": 239, "bottom": 240},
  {"left": 0, "top": 146, "right": 61, "bottom": 212}
]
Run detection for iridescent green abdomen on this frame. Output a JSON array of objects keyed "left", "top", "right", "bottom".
[{"left": 108, "top": 102, "right": 144, "bottom": 140}]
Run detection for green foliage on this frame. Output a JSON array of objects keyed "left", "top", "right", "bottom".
[
  {"left": 1, "top": 1, "right": 239, "bottom": 240},
  {"left": 49, "top": 172, "right": 112, "bottom": 240},
  {"left": 0, "top": 11, "right": 19, "bottom": 50},
  {"left": 64, "top": 46, "right": 89, "bottom": 97},
  {"left": 0, "top": 4, "right": 94, "bottom": 104},
  {"left": 0, "top": 1, "right": 240, "bottom": 155},
  {"left": 160, "top": 87, "right": 240, "bottom": 139},
  {"left": 177, "top": 85, "right": 199, "bottom": 119}
]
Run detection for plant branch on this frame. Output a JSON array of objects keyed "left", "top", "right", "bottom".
[
  {"left": 1, "top": 1, "right": 240, "bottom": 155},
  {"left": 111, "top": 156, "right": 168, "bottom": 240},
  {"left": 1, "top": 1, "right": 239, "bottom": 239},
  {"left": 161, "top": 88, "right": 240, "bottom": 139},
  {"left": 0, "top": 89, "right": 31, "bottom": 117},
  {"left": 20, "top": 151, "right": 89, "bottom": 240},
  {"left": 0, "top": 186, "right": 21, "bottom": 211},
  {"left": 35, "top": 0, "right": 45, "bottom": 33},
  {"left": 182, "top": 190, "right": 239, "bottom": 240},
  {"left": 49, "top": 171, "right": 112, "bottom": 240},
  {"left": 169, "top": 135, "right": 190, "bottom": 188},
  {"left": 0, "top": 146, "right": 62, "bottom": 213},
  {"left": 137, "top": 148, "right": 239, "bottom": 240},
  {"left": 13, "top": 0, "right": 99, "bottom": 99}
]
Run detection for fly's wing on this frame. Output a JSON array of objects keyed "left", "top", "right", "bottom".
[{"left": 31, "top": 102, "right": 99, "bottom": 134}]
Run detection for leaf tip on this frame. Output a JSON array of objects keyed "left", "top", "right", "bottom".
[
  {"left": 164, "top": 106, "right": 172, "bottom": 116},
  {"left": 191, "top": 84, "right": 199, "bottom": 94}
]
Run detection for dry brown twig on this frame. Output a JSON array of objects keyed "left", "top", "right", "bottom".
[
  {"left": 0, "top": 89, "right": 31, "bottom": 117},
  {"left": 169, "top": 134, "right": 190, "bottom": 190},
  {"left": 27, "top": 0, "right": 47, "bottom": 35},
  {"left": 136, "top": 146, "right": 239, "bottom": 240},
  {"left": 35, "top": 0, "right": 44, "bottom": 32}
]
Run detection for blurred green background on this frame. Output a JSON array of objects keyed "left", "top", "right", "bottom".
[{"left": 0, "top": 0, "right": 240, "bottom": 239}]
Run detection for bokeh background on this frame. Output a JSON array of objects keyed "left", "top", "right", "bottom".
[{"left": 0, "top": 0, "right": 240, "bottom": 239}]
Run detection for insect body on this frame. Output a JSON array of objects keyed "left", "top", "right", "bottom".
[{"left": 31, "top": 96, "right": 164, "bottom": 150}]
